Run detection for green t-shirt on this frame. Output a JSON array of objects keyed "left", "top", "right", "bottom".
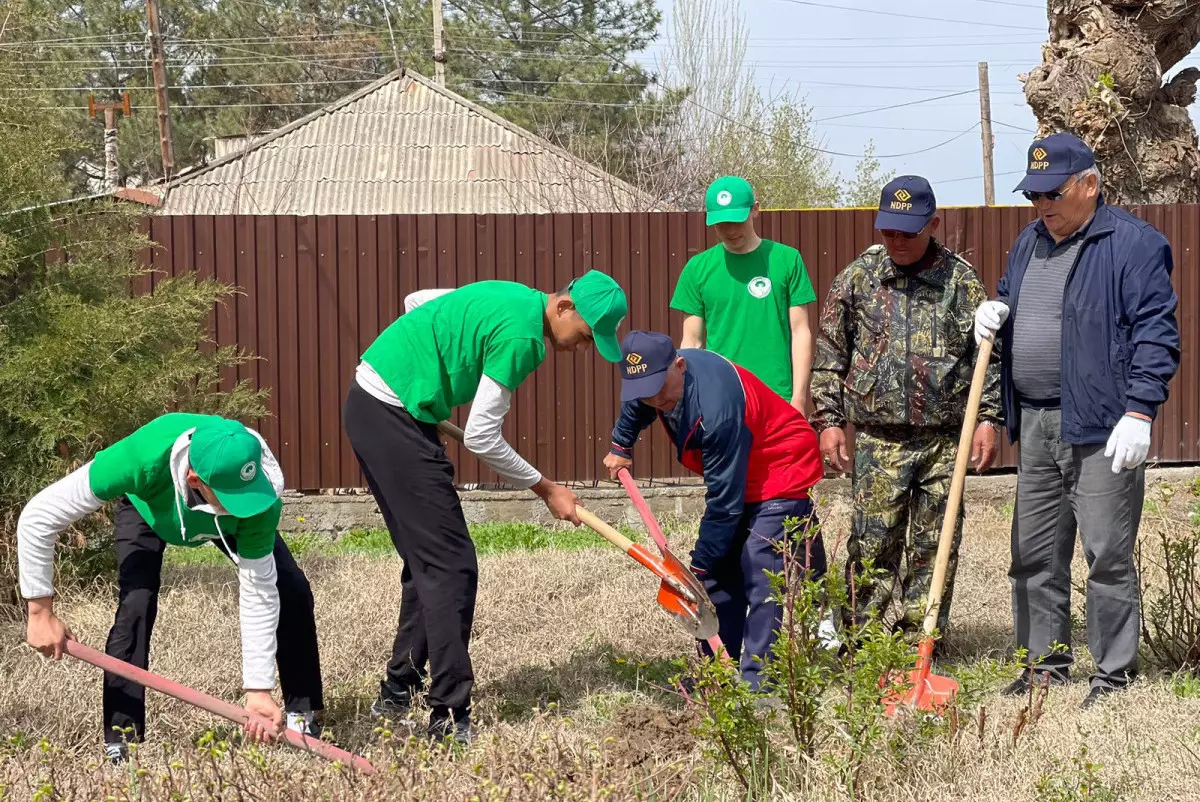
[
  {"left": 362, "top": 281, "right": 548, "bottom": 424},
  {"left": 669, "top": 239, "right": 816, "bottom": 399},
  {"left": 88, "top": 413, "right": 281, "bottom": 559}
]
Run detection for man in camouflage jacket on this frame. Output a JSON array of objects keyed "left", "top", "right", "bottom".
[{"left": 810, "top": 176, "right": 1002, "bottom": 640}]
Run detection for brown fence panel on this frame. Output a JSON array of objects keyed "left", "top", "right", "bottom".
[{"left": 139, "top": 206, "right": 1200, "bottom": 490}]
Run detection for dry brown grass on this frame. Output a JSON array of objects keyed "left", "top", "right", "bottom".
[{"left": 3, "top": 482, "right": 1200, "bottom": 800}]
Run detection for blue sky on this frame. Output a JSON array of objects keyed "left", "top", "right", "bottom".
[{"left": 632, "top": 0, "right": 1195, "bottom": 207}]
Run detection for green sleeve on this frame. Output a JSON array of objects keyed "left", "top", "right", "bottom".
[
  {"left": 669, "top": 257, "right": 705, "bottom": 317},
  {"left": 89, "top": 427, "right": 167, "bottom": 501},
  {"left": 483, "top": 337, "right": 545, "bottom": 392},
  {"left": 787, "top": 250, "right": 817, "bottom": 307},
  {"left": 234, "top": 499, "right": 283, "bottom": 560}
]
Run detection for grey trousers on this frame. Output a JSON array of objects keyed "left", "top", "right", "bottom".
[{"left": 1008, "top": 407, "right": 1144, "bottom": 689}]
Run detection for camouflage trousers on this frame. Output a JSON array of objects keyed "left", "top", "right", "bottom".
[{"left": 844, "top": 426, "right": 964, "bottom": 636}]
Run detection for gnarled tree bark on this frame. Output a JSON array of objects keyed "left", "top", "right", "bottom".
[{"left": 1022, "top": 1, "right": 1200, "bottom": 203}]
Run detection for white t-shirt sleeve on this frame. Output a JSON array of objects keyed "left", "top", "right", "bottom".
[
  {"left": 17, "top": 462, "right": 105, "bottom": 599},
  {"left": 237, "top": 553, "right": 280, "bottom": 690},
  {"left": 404, "top": 289, "right": 455, "bottom": 314},
  {"left": 463, "top": 375, "right": 543, "bottom": 488}
]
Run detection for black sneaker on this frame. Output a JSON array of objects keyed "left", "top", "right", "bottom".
[
  {"left": 371, "top": 681, "right": 416, "bottom": 723},
  {"left": 1080, "top": 684, "right": 1124, "bottom": 710},
  {"left": 427, "top": 711, "right": 475, "bottom": 746},
  {"left": 1001, "top": 670, "right": 1066, "bottom": 697}
]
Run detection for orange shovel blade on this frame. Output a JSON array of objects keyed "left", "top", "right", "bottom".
[{"left": 880, "top": 638, "right": 959, "bottom": 716}]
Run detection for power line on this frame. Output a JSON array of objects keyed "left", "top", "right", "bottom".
[
  {"left": 487, "top": 0, "right": 988, "bottom": 162},
  {"left": 815, "top": 90, "right": 979, "bottom": 122},
  {"left": 932, "top": 168, "right": 1024, "bottom": 185},
  {"left": 992, "top": 118, "right": 1036, "bottom": 133},
  {"left": 954, "top": 0, "right": 1047, "bottom": 9},
  {"left": 769, "top": 0, "right": 1046, "bottom": 32}
]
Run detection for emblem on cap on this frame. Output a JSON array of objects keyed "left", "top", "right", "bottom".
[
  {"left": 240, "top": 462, "right": 257, "bottom": 482},
  {"left": 716, "top": 190, "right": 732, "bottom": 206},
  {"left": 626, "top": 352, "right": 642, "bottom": 365},
  {"left": 1030, "top": 146, "right": 1049, "bottom": 170},
  {"left": 894, "top": 188, "right": 911, "bottom": 202},
  {"left": 747, "top": 277, "right": 772, "bottom": 299}
]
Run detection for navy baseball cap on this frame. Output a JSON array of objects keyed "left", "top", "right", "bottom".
[
  {"left": 619, "top": 330, "right": 677, "bottom": 403},
  {"left": 1014, "top": 133, "right": 1095, "bottom": 193},
  {"left": 874, "top": 176, "right": 936, "bottom": 234}
]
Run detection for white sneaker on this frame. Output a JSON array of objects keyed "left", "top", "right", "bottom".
[
  {"left": 285, "top": 711, "right": 322, "bottom": 738},
  {"left": 104, "top": 743, "right": 128, "bottom": 765}
]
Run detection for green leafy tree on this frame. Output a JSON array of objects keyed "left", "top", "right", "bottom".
[
  {"left": 0, "top": 37, "right": 266, "bottom": 606},
  {"left": 10, "top": 0, "right": 675, "bottom": 191},
  {"left": 840, "top": 141, "right": 895, "bottom": 208}
]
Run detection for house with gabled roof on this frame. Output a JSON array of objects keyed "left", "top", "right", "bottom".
[{"left": 156, "top": 68, "right": 669, "bottom": 216}]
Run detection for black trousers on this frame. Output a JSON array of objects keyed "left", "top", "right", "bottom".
[
  {"left": 103, "top": 498, "right": 324, "bottom": 745},
  {"left": 343, "top": 382, "right": 478, "bottom": 717}
]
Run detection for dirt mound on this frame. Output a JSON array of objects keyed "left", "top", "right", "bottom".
[{"left": 602, "top": 704, "right": 697, "bottom": 771}]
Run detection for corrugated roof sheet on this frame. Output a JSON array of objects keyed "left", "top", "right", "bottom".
[{"left": 158, "top": 70, "right": 670, "bottom": 215}]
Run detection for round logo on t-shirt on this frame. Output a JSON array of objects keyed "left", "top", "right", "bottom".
[
  {"left": 716, "top": 190, "right": 733, "bottom": 206},
  {"left": 747, "top": 276, "right": 772, "bottom": 298}
]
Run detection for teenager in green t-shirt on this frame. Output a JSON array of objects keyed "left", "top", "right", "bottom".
[
  {"left": 17, "top": 414, "right": 325, "bottom": 763},
  {"left": 344, "top": 270, "right": 627, "bottom": 744},
  {"left": 670, "top": 176, "right": 818, "bottom": 410}
]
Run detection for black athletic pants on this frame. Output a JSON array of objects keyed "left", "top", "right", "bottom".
[
  {"left": 102, "top": 498, "right": 324, "bottom": 745},
  {"left": 343, "top": 382, "right": 478, "bottom": 719}
]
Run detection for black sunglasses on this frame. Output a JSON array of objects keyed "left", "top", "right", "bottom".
[
  {"left": 880, "top": 229, "right": 921, "bottom": 240},
  {"left": 1022, "top": 176, "right": 1080, "bottom": 202}
]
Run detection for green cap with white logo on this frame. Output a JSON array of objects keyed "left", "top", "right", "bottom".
[
  {"left": 567, "top": 269, "right": 628, "bottom": 363},
  {"left": 189, "top": 418, "right": 278, "bottom": 518},
  {"left": 705, "top": 175, "right": 756, "bottom": 225}
]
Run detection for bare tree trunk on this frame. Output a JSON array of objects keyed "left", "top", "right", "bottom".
[{"left": 1022, "top": 0, "right": 1200, "bottom": 203}]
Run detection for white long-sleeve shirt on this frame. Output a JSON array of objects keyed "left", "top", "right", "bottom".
[
  {"left": 355, "top": 288, "right": 543, "bottom": 489},
  {"left": 17, "top": 432, "right": 285, "bottom": 691}
]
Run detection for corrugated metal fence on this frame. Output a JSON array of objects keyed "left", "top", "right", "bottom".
[{"left": 136, "top": 206, "right": 1200, "bottom": 491}]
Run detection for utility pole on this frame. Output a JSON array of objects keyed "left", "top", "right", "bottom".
[
  {"left": 977, "top": 61, "right": 996, "bottom": 206},
  {"left": 146, "top": 0, "right": 176, "bottom": 181},
  {"left": 88, "top": 92, "right": 132, "bottom": 191},
  {"left": 432, "top": 0, "right": 446, "bottom": 86}
]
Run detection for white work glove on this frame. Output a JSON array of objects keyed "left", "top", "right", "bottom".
[
  {"left": 974, "top": 300, "right": 1010, "bottom": 344},
  {"left": 1104, "top": 414, "right": 1152, "bottom": 474}
]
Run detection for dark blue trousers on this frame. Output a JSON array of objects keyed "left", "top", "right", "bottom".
[{"left": 698, "top": 497, "right": 826, "bottom": 690}]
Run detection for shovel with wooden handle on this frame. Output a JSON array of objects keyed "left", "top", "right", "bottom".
[
  {"left": 614, "top": 467, "right": 725, "bottom": 657},
  {"left": 437, "top": 421, "right": 718, "bottom": 640},
  {"left": 64, "top": 640, "right": 376, "bottom": 773},
  {"left": 881, "top": 335, "right": 994, "bottom": 717}
]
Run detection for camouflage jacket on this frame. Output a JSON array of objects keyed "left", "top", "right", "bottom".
[{"left": 810, "top": 240, "right": 1002, "bottom": 432}]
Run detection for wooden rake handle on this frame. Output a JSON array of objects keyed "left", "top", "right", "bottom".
[
  {"left": 64, "top": 640, "right": 376, "bottom": 774},
  {"left": 921, "top": 336, "right": 994, "bottom": 636}
]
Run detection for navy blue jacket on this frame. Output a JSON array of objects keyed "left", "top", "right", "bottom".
[
  {"left": 996, "top": 199, "right": 1180, "bottom": 445},
  {"left": 609, "top": 349, "right": 823, "bottom": 572}
]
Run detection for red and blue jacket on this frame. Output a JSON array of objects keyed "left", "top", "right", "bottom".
[{"left": 609, "top": 349, "right": 824, "bottom": 572}]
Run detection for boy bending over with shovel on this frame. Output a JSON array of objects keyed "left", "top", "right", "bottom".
[
  {"left": 603, "top": 331, "right": 833, "bottom": 692},
  {"left": 18, "top": 414, "right": 325, "bottom": 763},
  {"left": 344, "top": 271, "right": 627, "bottom": 744}
]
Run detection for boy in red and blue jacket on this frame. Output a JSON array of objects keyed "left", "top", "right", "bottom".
[{"left": 603, "top": 330, "right": 829, "bottom": 690}]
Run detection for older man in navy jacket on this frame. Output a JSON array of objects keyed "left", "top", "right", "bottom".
[{"left": 975, "top": 133, "right": 1180, "bottom": 709}]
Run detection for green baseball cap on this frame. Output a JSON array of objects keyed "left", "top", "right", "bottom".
[
  {"left": 705, "top": 175, "right": 756, "bottom": 225},
  {"left": 567, "top": 269, "right": 627, "bottom": 363},
  {"left": 189, "top": 419, "right": 278, "bottom": 518}
]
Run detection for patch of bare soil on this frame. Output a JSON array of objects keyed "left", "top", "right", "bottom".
[{"left": 603, "top": 704, "right": 696, "bottom": 770}]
